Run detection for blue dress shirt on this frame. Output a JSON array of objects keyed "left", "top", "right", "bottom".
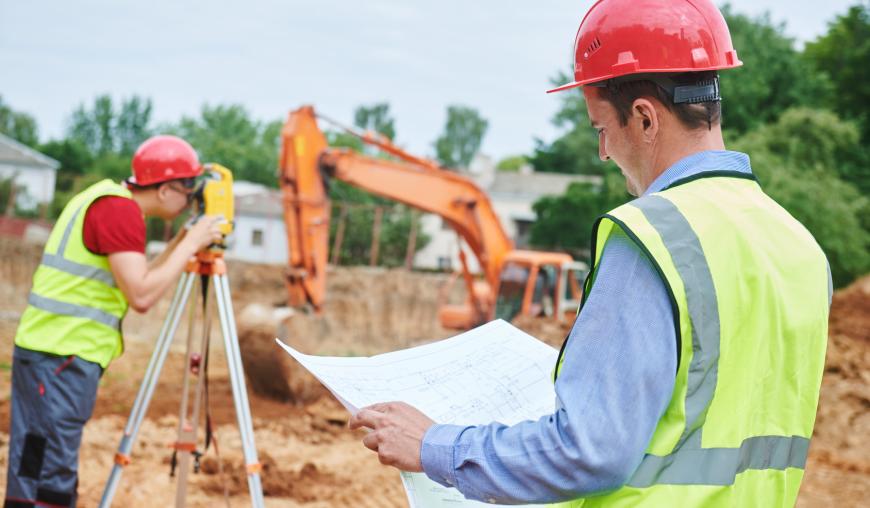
[{"left": 420, "top": 151, "right": 753, "bottom": 504}]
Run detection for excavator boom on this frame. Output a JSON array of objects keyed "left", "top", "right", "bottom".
[{"left": 279, "top": 105, "right": 584, "bottom": 328}]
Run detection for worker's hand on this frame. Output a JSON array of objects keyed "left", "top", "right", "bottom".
[
  {"left": 182, "top": 216, "right": 223, "bottom": 252},
  {"left": 348, "top": 401, "right": 435, "bottom": 472}
]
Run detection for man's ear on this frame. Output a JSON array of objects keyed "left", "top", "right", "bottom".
[
  {"left": 631, "top": 98, "right": 659, "bottom": 143},
  {"left": 155, "top": 183, "right": 171, "bottom": 203}
]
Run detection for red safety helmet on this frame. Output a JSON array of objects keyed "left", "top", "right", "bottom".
[
  {"left": 130, "top": 135, "right": 202, "bottom": 186},
  {"left": 548, "top": 0, "right": 742, "bottom": 93}
]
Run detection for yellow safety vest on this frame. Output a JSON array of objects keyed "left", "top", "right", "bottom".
[
  {"left": 16, "top": 180, "right": 133, "bottom": 368},
  {"left": 553, "top": 172, "right": 830, "bottom": 507}
]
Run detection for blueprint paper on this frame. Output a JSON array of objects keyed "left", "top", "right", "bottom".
[{"left": 275, "top": 319, "right": 556, "bottom": 508}]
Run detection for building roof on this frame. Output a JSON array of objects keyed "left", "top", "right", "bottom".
[
  {"left": 487, "top": 171, "right": 601, "bottom": 199},
  {"left": 233, "top": 181, "right": 283, "bottom": 218},
  {"left": 0, "top": 133, "right": 60, "bottom": 170}
]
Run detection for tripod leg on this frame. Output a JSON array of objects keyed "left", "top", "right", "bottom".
[
  {"left": 174, "top": 275, "right": 203, "bottom": 507},
  {"left": 99, "top": 271, "right": 197, "bottom": 508},
  {"left": 214, "top": 273, "right": 265, "bottom": 508}
]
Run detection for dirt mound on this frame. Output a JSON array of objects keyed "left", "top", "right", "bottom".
[
  {"left": 200, "top": 454, "right": 336, "bottom": 500},
  {"left": 828, "top": 274, "right": 870, "bottom": 343},
  {"left": 798, "top": 275, "right": 870, "bottom": 505},
  {"left": 511, "top": 314, "right": 572, "bottom": 347},
  {"left": 238, "top": 323, "right": 328, "bottom": 405}
]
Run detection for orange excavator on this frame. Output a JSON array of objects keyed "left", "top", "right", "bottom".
[{"left": 279, "top": 105, "right": 588, "bottom": 330}]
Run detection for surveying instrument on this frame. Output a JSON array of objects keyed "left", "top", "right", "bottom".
[{"left": 99, "top": 164, "right": 265, "bottom": 507}]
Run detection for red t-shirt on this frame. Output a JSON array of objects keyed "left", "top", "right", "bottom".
[{"left": 82, "top": 196, "right": 146, "bottom": 255}]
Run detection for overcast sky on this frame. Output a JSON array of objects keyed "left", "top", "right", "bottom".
[{"left": 0, "top": 0, "right": 858, "bottom": 162}]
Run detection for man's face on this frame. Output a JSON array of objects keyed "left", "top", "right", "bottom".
[{"left": 583, "top": 87, "right": 644, "bottom": 196}]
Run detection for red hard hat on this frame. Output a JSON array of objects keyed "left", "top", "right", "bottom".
[
  {"left": 130, "top": 135, "right": 202, "bottom": 186},
  {"left": 548, "top": 0, "right": 742, "bottom": 93}
]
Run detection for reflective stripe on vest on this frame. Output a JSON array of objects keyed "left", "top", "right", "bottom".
[
  {"left": 27, "top": 292, "right": 120, "bottom": 329},
  {"left": 39, "top": 204, "right": 117, "bottom": 288}
]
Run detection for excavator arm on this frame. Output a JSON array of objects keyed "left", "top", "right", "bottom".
[{"left": 279, "top": 105, "right": 514, "bottom": 323}]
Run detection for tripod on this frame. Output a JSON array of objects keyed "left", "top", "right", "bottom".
[{"left": 99, "top": 251, "right": 265, "bottom": 507}]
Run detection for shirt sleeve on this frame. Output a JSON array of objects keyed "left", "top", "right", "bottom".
[
  {"left": 420, "top": 227, "right": 677, "bottom": 504},
  {"left": 82, "top": 196, "right": 146, "bottom": 255}
]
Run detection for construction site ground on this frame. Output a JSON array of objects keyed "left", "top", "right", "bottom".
[{"left": 0, "top": 238, "right": 867, "bottom": 506}]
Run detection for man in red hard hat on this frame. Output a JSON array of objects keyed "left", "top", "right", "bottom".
[
  {"left": 5, "top": 135, "right": 223, "bottom": 507},
  {"left": 349, "top": 0, "right": 831, "bottom": 506}
]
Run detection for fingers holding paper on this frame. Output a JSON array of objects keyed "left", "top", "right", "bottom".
[{"left": 349, "top": 401, "right": 435, "bottom": 472}]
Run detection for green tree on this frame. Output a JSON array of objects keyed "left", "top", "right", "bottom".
[
  {"left": 353, "top": 103, "right": 396, "bottom": 141},
  {"left": 804, "top": 3, "right": 870, "bottom": 142},
  {"left": 734, "top": 108, "right": 869, "bottom": 194},
  {"left": 434, "top": 105, "right": 488, "bottom": 169},
  {"left": 115, "top": 96, "right": 153, "bottom": 155},
  {"left": 39, "top": 139, "right": 93, "bottom": 193},
  {"left": 67, "top": 94, "right": 153, "bottom": 156},
  {"left": 528, "top": 73, "right": 608, "bottom": 175},
  {"left": 496, "top": 155, "right": 528, "bottom": 172},
  {"left": 0, "top": 96, "right": 39, "bottom": 147},
  {"left": 529, "top": 172, "right": 629, "bottom": 256},
  {"left": 732, "top": 107, "right": 870, "bottom": 286},
  {"left": 171, "top": 104, "right": 280, "bottom": 187},
  {"left": 719, "top": 5, "right": 831, "bottom": 135}
]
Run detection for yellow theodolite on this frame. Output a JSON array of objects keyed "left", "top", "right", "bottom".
[{"left": 194, "top": 163, "right": 235, "bottom": 245}]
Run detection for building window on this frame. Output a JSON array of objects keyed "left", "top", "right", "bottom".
[{"left": 252, "top": 229, "right": 264, "bottom": 246}]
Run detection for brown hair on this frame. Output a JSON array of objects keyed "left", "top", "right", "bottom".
[{"left": 599, "top": 72, "right": 721, "bottom": 131}]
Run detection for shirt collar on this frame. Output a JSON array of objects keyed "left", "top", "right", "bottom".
[{"left": 644, "top": 150, "right": 752, "bottom": 196}]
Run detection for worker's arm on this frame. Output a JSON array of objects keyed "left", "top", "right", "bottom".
[
  {"left": 148, "top": 225, "right": 188, "bottom": 269},
  {"left": 418, "top": 228, "right": 677, "bottom": 503},
  {"left": 109, "top": 217, "right": 223, "bottom": 313}
]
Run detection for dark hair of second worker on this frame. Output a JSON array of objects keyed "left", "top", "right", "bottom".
[{"left": 600, "top": 71, "right": 722, "bottom": 131}]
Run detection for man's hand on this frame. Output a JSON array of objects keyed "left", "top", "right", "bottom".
[
  {"left": 183, "top": 216, "right": 224, "bottom": 252},
  {"left": 348, "top": 402, "right": 435, "bottom": 472}
]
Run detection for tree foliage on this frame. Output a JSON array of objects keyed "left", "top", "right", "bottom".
[
  {"left": 804, "top": 3, "right": 870, "bottom": 142},
  {"left": 529, "top": 172, "right": 629, "bottom": 256},
  {"left": 434, "top": 105, "right": 488, "bottom": 169},
  {"left": 354, "top": 103, "right": 396, "bottom": 141},
  {"left": 496, "top": 155, "right": 528, "bottom": 172},
  {"left": 0, "top": 95, "right": 39, "bottom": 147},
  {"left": 67, "top": 94, "right": 153, "bottom": 155},
  {"left": 528, "top": 73, "right": 609, "bottom": 176},
  {"left": 171, "top": 104, "right": 281, "bottom": 187},
  {"left": 719, "top": 5, "right": 831, "bottom": 135}
]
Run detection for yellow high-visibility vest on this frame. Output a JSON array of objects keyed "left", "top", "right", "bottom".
[
  {"left": 553, "top": 173, "right": 830, "bottom": 507},
  {"left": 16, "top": 180, "right": 133, "bottom": 368}
]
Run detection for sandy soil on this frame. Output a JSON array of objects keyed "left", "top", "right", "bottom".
[{"left": 0, "top": 238, "right": 867, "bottom": 506}]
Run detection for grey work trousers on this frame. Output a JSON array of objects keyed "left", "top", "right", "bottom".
[{"left": 4, "top": 346, "right": 102, "bottom": 508}]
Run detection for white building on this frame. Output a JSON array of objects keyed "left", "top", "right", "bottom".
[
  {"left": 224, "top": 181, "right": 287, "bottom": 265},
  {"left": 0, "top": 133, "right": 59, "bottom": 211},
  {"left": 412, "top": 155, "right": 601, "bottom": 272}
]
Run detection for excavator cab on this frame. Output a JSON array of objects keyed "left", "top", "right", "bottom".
[{"left": 493, "top": 251, "right": 588, "bottom": 323}]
